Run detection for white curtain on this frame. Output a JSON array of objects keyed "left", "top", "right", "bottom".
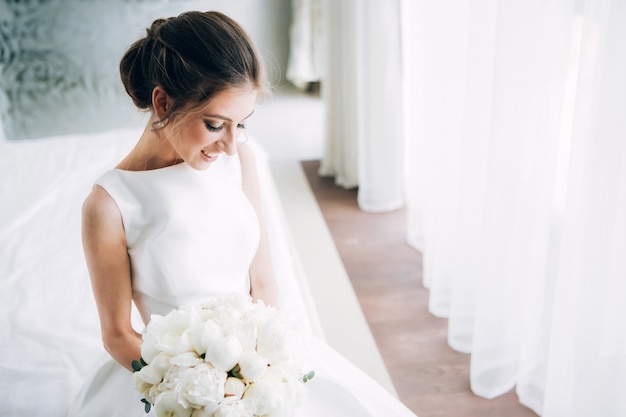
[
  {"left": 403, "top": 0, "right": 626, "bottom": 416},
  {"left": 319, "top": 0, "right": 404, "bottom": 212},
  {"left": 322, "top": 0, "right": 626, "bottom": 414},
  {"left": 286, "top": 0, "right": 325, "bottom": 90}
]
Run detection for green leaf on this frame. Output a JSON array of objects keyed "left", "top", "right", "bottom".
[
  {"left": 303, "top": 370, "right": 316, "bottom": 383},
  {"left": 140, "top": 357, "right": 147, "bottom": 367},
  {"left": 228, "top": 364, "right": 242, "bottom": 379},
  {"left": 131, "top": 360, "right": 143, "bottom": 372},
  {"left": 141, "top": 398, "right": 151, "bottom": 413}
]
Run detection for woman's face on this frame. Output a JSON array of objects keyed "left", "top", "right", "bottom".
[{"left": 167, "top": 86, "right": 258, "bottom": 170}]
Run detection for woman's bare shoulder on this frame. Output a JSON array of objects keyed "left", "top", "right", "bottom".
[{"left": 82, "top": 185, "right": 124, "bottom": 235}]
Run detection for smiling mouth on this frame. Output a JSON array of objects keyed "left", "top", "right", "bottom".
[{"left": 201, "top": 150, "right": 220, "bottom": 158}]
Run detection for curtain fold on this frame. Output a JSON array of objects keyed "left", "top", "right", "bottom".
[
  {"left": 286, "top": 0, "right": 325, "bottom": 90},
  {"left": 319, "top": 0, "right": 626, "bottom": 413},
  {"left": 543, "top": 1, "right": 626, "bottom": 415},
  {"left": 320, "top": 0, "right": 404, "bottom": 212},
  {"left": 402, "top": 0, "right": 626, "bottom": 415}
]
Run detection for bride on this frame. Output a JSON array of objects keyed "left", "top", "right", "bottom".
[{"left": 68, "top": 10, "right": 418, "bottom": 417}]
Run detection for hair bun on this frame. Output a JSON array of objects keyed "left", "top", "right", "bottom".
[
  {"left": 120, "top": 11, "right": 265, "bottom": 116},
  {"left": 146, "top": 18, "right": 171, "bottom": 39}
]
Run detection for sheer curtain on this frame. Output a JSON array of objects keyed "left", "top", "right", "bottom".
[
  {"left": 402, "top": 0, "right": 626, "bottom": 416},
  {"left": 319, "top": 0, "right": 404, "bottom": 212},
  {"left": 321, "top": 0, "right": 626, "bottom": 415},
  {"left": 286, "top": 0, "right": 325, "bottom": 90}
]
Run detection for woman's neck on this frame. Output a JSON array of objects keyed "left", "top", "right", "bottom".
[{"left": 116, "top": 124, "right": 182, "bottom": 171}]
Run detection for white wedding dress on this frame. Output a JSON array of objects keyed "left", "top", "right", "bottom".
[{"left": 67, "top": 153, "right": 417, "bottom": 417}]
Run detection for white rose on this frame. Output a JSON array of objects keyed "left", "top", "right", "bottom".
[
  {"left": 215, "top": 397, "right": 254, "bottom": 417},
  {"left": 174, "top": 362, "right": 226, "bottom": 410},
  {"left": 237, "top": 350, "right": 267, "bottom": 382},
  {"left": 204, "top": 335, "right": 242, "bottom": 372},
  {"left": 224, "top": 377, "right": 246, "bottom": 398}
]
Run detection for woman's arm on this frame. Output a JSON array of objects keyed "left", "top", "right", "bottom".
[
  {"left": 81, "top": 186, "right": 142, "bottom": 371},
  {"left": 238, "top": 142, "right": 279, "bottom": 307}
]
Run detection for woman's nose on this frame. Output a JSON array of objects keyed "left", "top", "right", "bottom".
[{"left": 220, "top": 128, "right": 238, "bottom": 155}]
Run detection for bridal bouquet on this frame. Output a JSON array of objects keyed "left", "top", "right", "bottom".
[{"left": 132, "top": 293, "right": 314, "bottom": 417}]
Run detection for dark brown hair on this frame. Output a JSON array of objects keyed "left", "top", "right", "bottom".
[{"left": 119, "top": 11, "right": 266, "bottom": 125}]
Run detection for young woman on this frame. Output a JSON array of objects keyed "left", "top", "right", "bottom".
[{"left": 68, "top": 11, "right": 418, "bottom": 417}]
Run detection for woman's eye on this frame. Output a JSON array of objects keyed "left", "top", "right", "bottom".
[{"left": 205, "top": 121, "right": 223, "bottom": 132}]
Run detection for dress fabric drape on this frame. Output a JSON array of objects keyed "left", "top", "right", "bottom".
[{"left": 402, "top": 0, "right": 626, "bottom": 416}]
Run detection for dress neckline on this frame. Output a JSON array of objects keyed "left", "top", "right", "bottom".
[{"left": 113, "top": 161, "right": 190, "bottom": 174}]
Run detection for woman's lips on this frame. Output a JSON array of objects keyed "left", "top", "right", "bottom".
[{"left": 201, "top": 149, "right": 220, "bottom": 161}]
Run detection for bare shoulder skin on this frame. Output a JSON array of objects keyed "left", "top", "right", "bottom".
[{"left": 81, "top": 186, "right": 142, "bottom": 371}]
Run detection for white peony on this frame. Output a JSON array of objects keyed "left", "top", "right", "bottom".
[
  {"left": 215, "top": 397, "right": 254, "bottom": 417},
  {"left": 243, "top": 380, "right": 289, "bottom": 416},
  {"left": 256, "top": 315, "right": 292, "bottom": 364},
  {"left": 153, "top": 390, "right": 189, "bottom": 417},
  {"left": 134, "top": 293, "right": 311, "bottom": 417},
  {"left": 172, "top": 363, "right": 226, "bottom": 409},
  {"left": 189, "top": 319, "right": 223, "bottom": 355},
  {"left": 224, "top": 377, "right": 246, "bottom": 399},
  {"left": 191, "top": 407, "right": 218, "bottom": 417},
  {"left": 142, "top": 309, "right": 195, "bottom": 360},
  {"left": 135, "top": 351, "right": 172, "bottom": 385},
  {"left": 133, "top": 372, "right": 152, "bottom": 399},
  {"left": 223, "top": 314, "right": 257, "bottom": 351},
  {"left": 140, "top": 331, "right": 160, "bottom": 364},
  {"left": 237, "top": 350, "right": 267, "bottom": 382},
  {"left": 169, "top": 351, "right": 203, "bottom": 368},
  {"left": 204, "top": 334, "right": 242, "bottom": 372}
]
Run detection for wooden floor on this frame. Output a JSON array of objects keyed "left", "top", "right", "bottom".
[{"left": 301, "top": 160, "right": 538, "bottom": 417}]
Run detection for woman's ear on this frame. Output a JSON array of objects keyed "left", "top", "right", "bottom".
[{"left": 152, "top": 86, "right": 170, "bottom": 121}]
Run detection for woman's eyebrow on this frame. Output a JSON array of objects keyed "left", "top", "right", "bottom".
[{"left": 204, "top": 109, "right": 255, "bottom": 122}]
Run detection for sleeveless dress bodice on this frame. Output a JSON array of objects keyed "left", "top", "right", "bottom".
[
  {"left": 95, "top": 156, "right": 259, "bottom": 324},
  {"left": 69, "top": 152, "right": 418, "bottom": 417}
]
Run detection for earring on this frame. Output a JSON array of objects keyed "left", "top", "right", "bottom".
[{"left": 153, "top": 120, "right": 165, "bottom": 129}]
